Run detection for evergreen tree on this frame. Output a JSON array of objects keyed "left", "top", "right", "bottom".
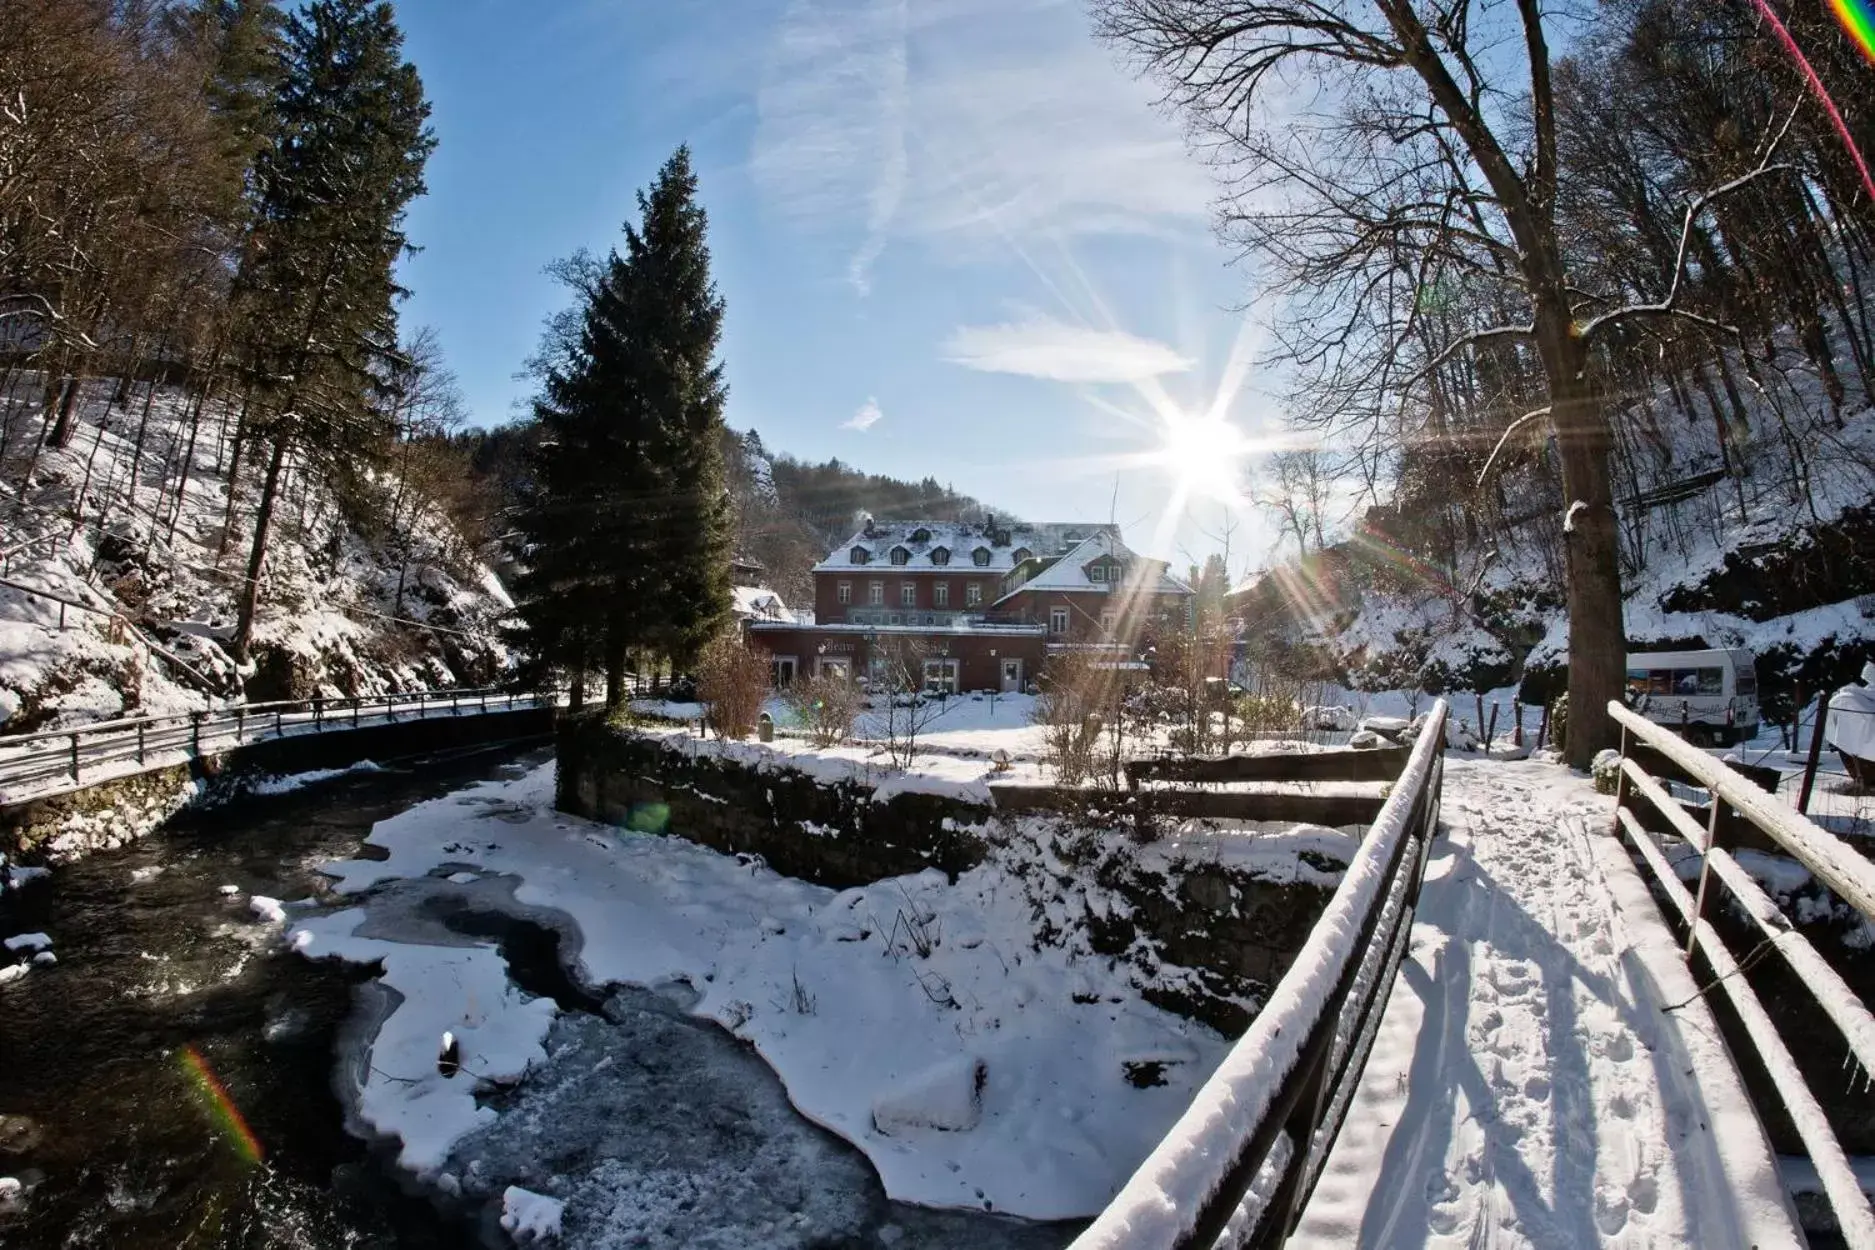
[
  {"left": 625, "top": 147, "right": 733, "bottom": 677},
  {"left": 229, "top": 0, "right": 434, "bottom": 668},
  {"left": 515, "top": 146, "right": 731, "bottom": 707}
]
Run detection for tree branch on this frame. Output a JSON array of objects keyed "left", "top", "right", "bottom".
[{"left": 1475, "top": 405, "right": 1552, "bottom": 486}]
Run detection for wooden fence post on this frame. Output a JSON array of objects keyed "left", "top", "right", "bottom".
[{"left": 69, "top": 733, "right": 80, "bottom": 782}]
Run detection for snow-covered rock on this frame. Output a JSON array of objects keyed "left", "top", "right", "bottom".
[
  {"left": 871, "top": 1056, "right": 986, "bottom": 1135},
  {"left": 3, "top": 933, "right": 51, "bottom": 955},
  {"left": 499, "top": 1186, "right": 565, "bottom": 1243},
  {"left": 248, "top": 897, "right": 286, "bottom": 924}
]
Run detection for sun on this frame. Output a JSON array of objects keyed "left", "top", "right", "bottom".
[{"left": 1152, "top": 411, "right": 1253, "bottom": 505}]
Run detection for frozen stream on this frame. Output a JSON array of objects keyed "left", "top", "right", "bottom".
[{"left": 0, "top": 745, "right": 1072, "bottom": 1248}]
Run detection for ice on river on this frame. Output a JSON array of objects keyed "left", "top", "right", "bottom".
[{"left": 289, "top": 761, "right": 1224, "bottom": 1221}]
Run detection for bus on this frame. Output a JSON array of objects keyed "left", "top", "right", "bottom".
[{"left": 1623, "top": 648, "right": 1760, "bottom": 745}]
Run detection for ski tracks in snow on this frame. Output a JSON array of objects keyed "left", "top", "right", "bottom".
[{"left": 1294, "top": 759, "right": 1789, "bottom": 1249}]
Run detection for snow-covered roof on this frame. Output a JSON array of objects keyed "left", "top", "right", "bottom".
[
  {"left": 813, "top": 519, "right": 1118, "bottom": 573},
  {"left": 730, "top": 585, "right": 792, "bottom": 623},
  {"left": 991, "top": 531, "right": 1192, "bottom": 604}
]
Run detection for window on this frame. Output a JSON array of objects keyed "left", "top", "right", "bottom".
[
  {"left": 911, "top": 528, "right": 931, "bottom": 544},
  {"left": 931, "top": 546, "right": 950, "bottom": 566},
  {"left": 972, "top": 547, "right": 991, "bottom": 567},
  {"left": 1100, "top": 611, "right": 1116, "bottom": 635},
  {"left": 966, "top": 583, "right": 982, "bottom": 606},
  {"left": 1735, "top": 666, "right": 1756, "bottom": 696},
  {"left": 850, "top": 546, "right": 870, "bottom": 565},
  {"left": 837, "top": 581, "right": 852, "bottom": 604},
  {"left": 1013, "top": 547, "right": 1034, "bottom": 565},
  {"left": 1088, "top": 565, "right": 1106, "bottom": 583},
  {"left": 869, "top": 581, "right": 884, "bottom": 606},
  {"left": 889, "top": 613, "right": 903, "bottom": 625},
  {"left": 934, "top": 583, "right": 949, "bottom": 607},
  {"left": 901, "top": 583, "right": 917, "bottom": 607},
  {"left": 1050, "top": 606, "right": 1069, "bottom": 634},
  {"left": 922, "top": 658, "right": 960, "bottom": 694},
  {"left": 890, "top": 546, "right": 910, "bottom": 566}
]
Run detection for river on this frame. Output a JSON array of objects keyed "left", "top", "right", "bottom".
[{"left": 0, "top": 743, "right": 1074, "bottom": 1248}]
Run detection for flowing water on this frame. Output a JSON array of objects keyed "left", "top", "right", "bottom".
[{"left": 0, "top": 745, "right": 1075, "bottom": 1249}]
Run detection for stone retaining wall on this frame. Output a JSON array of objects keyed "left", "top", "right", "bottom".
[{"left": 558, "top": 714, "right": 1350, "bottom": 1034}]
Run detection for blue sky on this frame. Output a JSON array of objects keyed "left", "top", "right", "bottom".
[{"left": 393, "top": 0, "right": 1283, "bottom": 577}]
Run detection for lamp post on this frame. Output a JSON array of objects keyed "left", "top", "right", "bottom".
[{"left": 989, "top": 648, "right": 998, "bottom": 714}]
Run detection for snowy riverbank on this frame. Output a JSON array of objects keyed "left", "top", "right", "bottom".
[{"left": 287, "top": 761, "right": 1262, "bottom": 1221}]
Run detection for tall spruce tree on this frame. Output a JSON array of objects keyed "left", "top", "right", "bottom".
[
  {"left": 623, "top": 148, "right": 733, "bottom": 678},
  {"left": 229, "top": 0, "right": 433, "bottom": 670},
  {"left": 515, "top": 147, "right": 732, "bottom": 707}
]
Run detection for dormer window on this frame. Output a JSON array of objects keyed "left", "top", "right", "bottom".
[
  {"left": 850, "top": 546, "right": 870, "bottom": 565},
  {"left": 931, "top": 546, "right": 950, "bottom": 566},
  {"left": 890, "top": 546, "right": 910, "bottom": 566},
  {"left": 1089, "top": 565, "right": 1106, "bottom": 583},
  {"left": 1063, "top": 531, "right": 1081, "bottom": 546},
  {"left": 911, "top": 527, "right": 931, "bottom": 544},
  {"left": 1012, "top": 547, "right": 1033, "bottom": 565},
  {"left": 972, "top": 547, "right": 992, "bottom": 567}
]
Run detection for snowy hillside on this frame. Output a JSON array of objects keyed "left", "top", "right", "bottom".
[
  {"left": 1256, "top": 334, "right": 1875, "bottom": 720},
  {"left": 0, "top": 377, "right": 515, "bottom": 733}
]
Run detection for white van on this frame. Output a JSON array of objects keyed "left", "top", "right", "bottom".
[{"left": 1624, "top": 648, "right": 1760, "bottom": 745}]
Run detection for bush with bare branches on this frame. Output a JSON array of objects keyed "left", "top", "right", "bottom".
[
  {"left": 782, "top": 670, "right": 861, "bottom": 747},
  {"left": 697, "top": 632, "right": 770, "bottom": 739}
]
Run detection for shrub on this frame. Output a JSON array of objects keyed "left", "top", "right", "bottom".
[
  {"left": 697, "top": 633, "right": 770, "bottom": 739},
  {"left": 782, "top": 671, "right": 862, "bottom": 747}
]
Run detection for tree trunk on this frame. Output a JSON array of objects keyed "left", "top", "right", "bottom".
[
  {"left": 232, "top": 436, "right": 289, "bottom": 670},
  {"left": 47, "top": 374, "right": 82, "bottom": 450},
  {"left": 1539, "top": 315, "right": 1625, "bottom": 768},
  {"left": 604, "top": 626, "right": 628, "bottom": 709}
]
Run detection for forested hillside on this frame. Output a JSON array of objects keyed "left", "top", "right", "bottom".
[
  {"left": 0, "top": 0, "right": 512, "bottom": 730},
  {"left": 454, "top": 421, "right": 996, "bottom": 608}
]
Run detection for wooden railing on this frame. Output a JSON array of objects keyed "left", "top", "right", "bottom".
[
  {"left": 1072, "top": 700, "right": 1448, "bottom": 1250},
  {"left": 1606, "top": 699, "right": 1875, "bottom": 1248},
  {"left": 0, "top": 686, "right": 550, "bottom": 803}
]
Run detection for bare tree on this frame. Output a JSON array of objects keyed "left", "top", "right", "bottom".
[
  {"left": 1093, "top": 0, "right": 1805, "bottom": 764},
  {"left": 869, "top": 637, "right": 949, "bottom": 769}
]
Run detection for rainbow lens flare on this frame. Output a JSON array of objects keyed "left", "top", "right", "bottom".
[
  {"left": 1829, "top": 0, "right": 1875, "bottom": 62},
  {"left": 179, "top": 1045, "right": 264, "bottom": 1166}
]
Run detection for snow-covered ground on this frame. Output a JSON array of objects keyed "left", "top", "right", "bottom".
[
  {"left": 1293, "top": 758, "right": 1803, "bottom": 1247},
  {"left": 288, "top": 761, "right": 1240, "bottom": 1221},
  {"left": 0, "top": 377, "right": 512, "bottom": 733}
]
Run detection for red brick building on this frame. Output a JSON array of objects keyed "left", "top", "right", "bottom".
[{"left": 747, "top": 517, "right": 1193, "bottom": 693}]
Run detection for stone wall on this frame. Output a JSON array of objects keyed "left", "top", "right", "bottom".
[{"left": 558, "top": 714, "right": 1348, "bottom": 1035}]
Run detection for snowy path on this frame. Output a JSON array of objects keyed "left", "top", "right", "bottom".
[{"left": 1293, "top": 759, "right": 1802, "bottom": 1249}]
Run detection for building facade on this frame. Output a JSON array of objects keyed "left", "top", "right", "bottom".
[{"left": 747, "top": 517, "right": 1193, "bottom": 693}]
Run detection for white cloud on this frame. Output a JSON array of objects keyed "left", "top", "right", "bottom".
[
  {"left": 750, "top": 0, "right": 1215, "bottom": 283},
  {"left": 752, "top": 0, "right": 908, "bottom": 294},
  {"left": 943, "top": 316, "right": 1194, "bottom": 384},
  {"left": 843, "top": 397, "right": 885, "bottom": 431}
]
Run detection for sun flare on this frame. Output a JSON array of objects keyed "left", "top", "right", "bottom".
[{"left": 1152, "top": 411, "right": 1253, "bottom": 505}]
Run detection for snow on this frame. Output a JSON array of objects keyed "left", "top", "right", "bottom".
[
  {"left": 1290, "top": 759, "right": 1802, "bottom": 1248},
  {"left": 3, "top": 932, "right": 51, "bottom": 954},
  {"left": 500, "top": 1186, "right": 566, "bottom": 1243},
  {"left": 871, "top": 1056, "right": 986, "bottom": 1135},
  {"left": 1070, "top": 704, "right": 1444, "bottom": 1249},
  {"left": 628, "top": 699, "right": 706, "bottom": 722},
  {"left": 0, "top": 964, "right": 28, "bottom": 985},
  {"left": 814, "top": 520, "right": 1107, "bottom": 573},
  {"left": 243, "top": 760, "right": 385, "bottom": 796},
  {"left": 290, "top": 760, "right": 1236, "bottom": 1219},
  {"left": 1827, "top": 667, "right": 1875, "bottom": 762},
  {"left": 0, "top": 376, "right": 514, "bottom": 735},
  {"left": 731, "top": 585, "right": 794, "bottom": 623},
  {"left": 248, "top": 897, "right": 286, "bottom": 924},
  {"left": 2, "top": 864, "right": 50, "bottom": 892}
]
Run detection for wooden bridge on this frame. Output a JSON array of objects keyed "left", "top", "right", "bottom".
[{"left": 1070, "top": 699, "right": 1874, "bottom": 1248}]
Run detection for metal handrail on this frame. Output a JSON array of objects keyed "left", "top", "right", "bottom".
[
  {"left": 1073, "top": 700, "right": 1448, "bottom": 1250},
  {"left": 0, "top": 686, "right": 548, "bottom": 799},
  {"left": 1607, "top": 699, "right": 1875, "bottom": 1248}
]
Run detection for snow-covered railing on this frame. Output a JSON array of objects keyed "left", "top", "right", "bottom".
[
  {"left": 0, "top": 686, "right": 550, "bottom": 805},
  {"left": 1608, "top": 700, "right": 1875, "bottom": 1248},
  {"left": 1071, "top": 700, "right": 1447, "bottom": 1250}
]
